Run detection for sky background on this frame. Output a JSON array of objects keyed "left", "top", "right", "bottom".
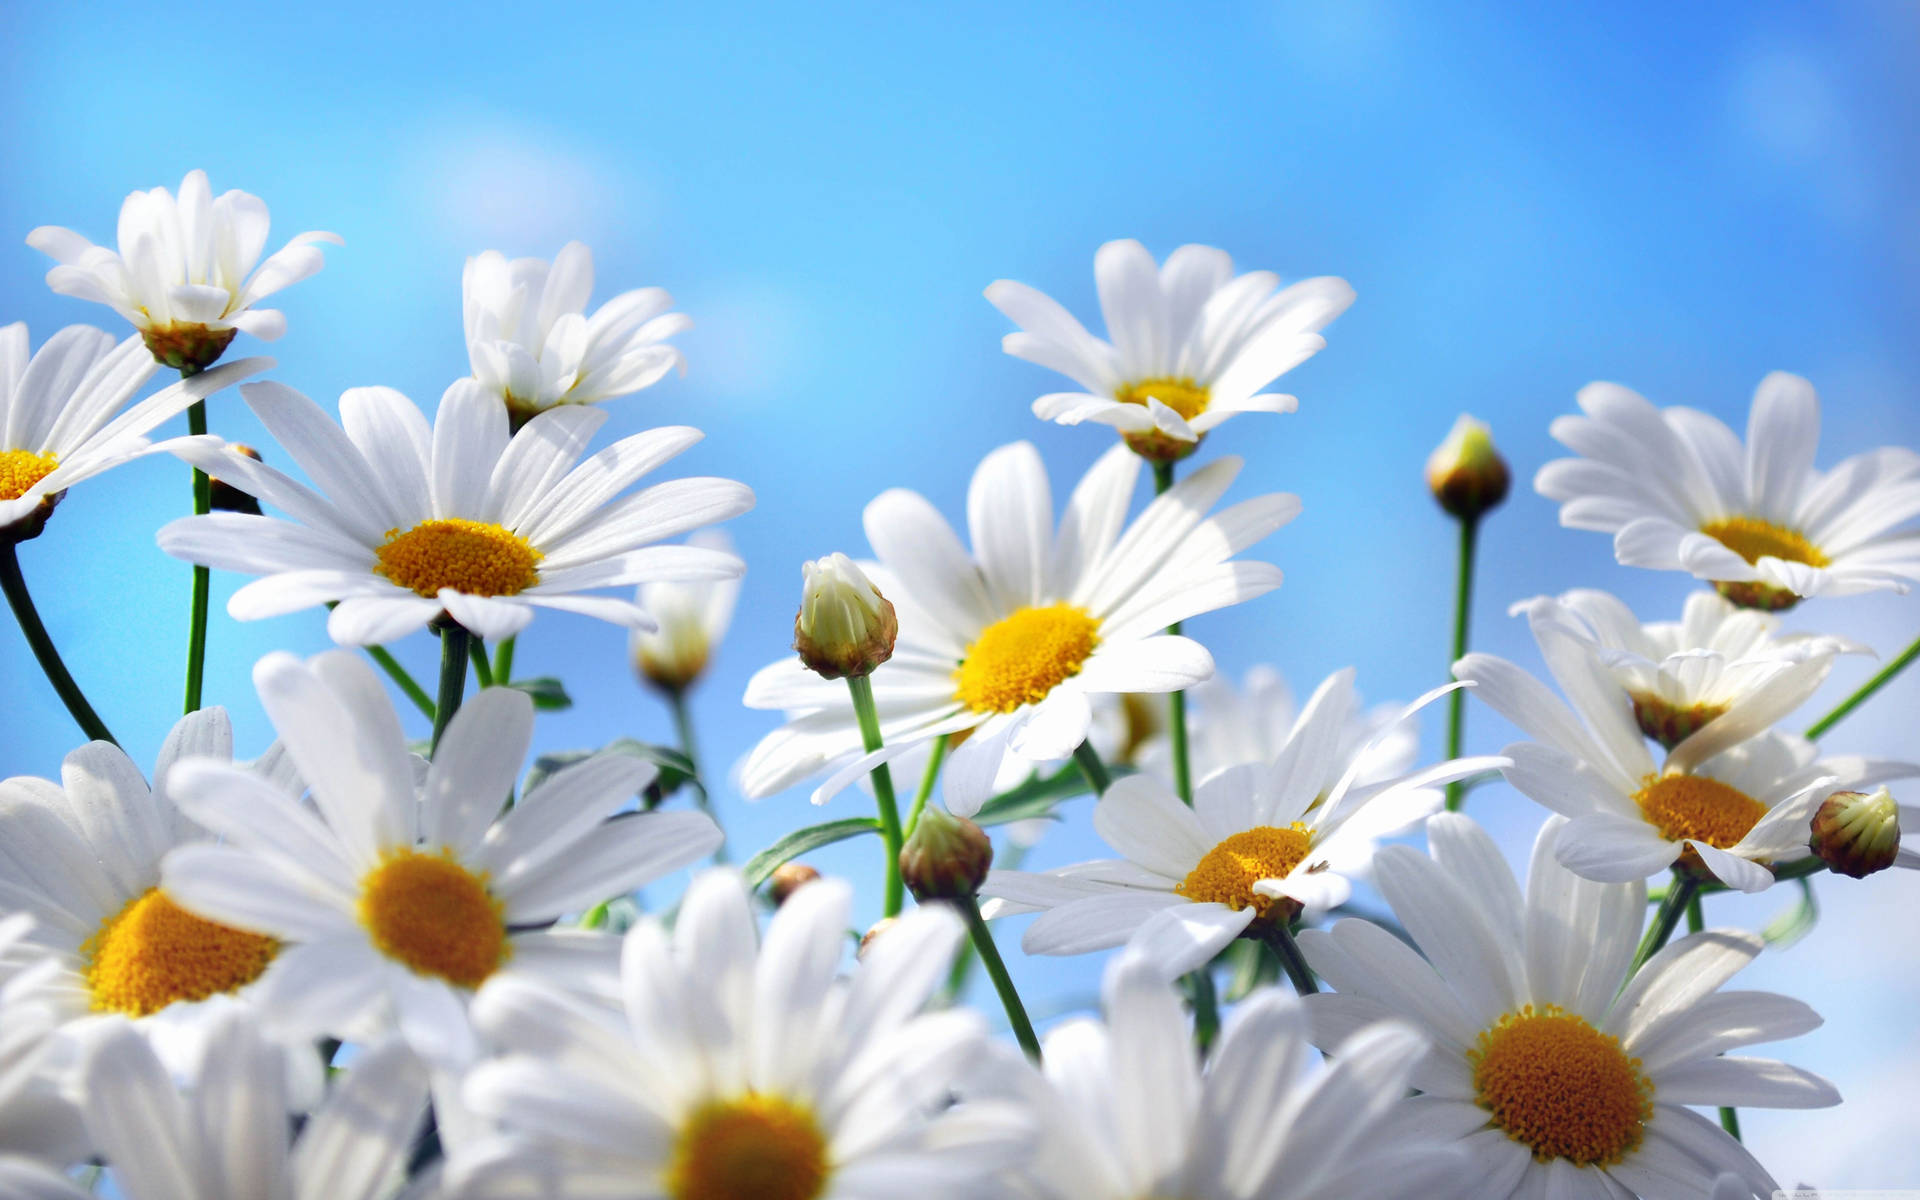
[{"left": 4, "top": 0, "right": 1919, "bottom": 1187}]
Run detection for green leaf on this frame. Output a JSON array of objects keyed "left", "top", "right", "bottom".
[
  {"left": 743, "top": 818, "right": 882, "bottom": 887},
  {"left": 972, "top": 763, "right": 1121, "bottom": 827},
  {"left": 1762, "top": 877, "right": 1819, "bottom": 949},
  {"left": 1221, "top": 937, "right": 1279, "bottom": 1002},
  {"left": 506, "top": 676, "right": 572, "bottom": 711}
]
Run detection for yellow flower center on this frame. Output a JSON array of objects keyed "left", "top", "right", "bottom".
[
  {"left": 82, "top": 888, "right": 277, "bottom": 1016},
  {"left": 1114, "top": 377, "right": 1210, "bottom": 422},
  {"left": 1634, "top": 773, "right": 1768, "bottom": 849},
  {"left": 1628, "top": 693, "right": 1730, "bottom": 751},
  {"left": 668, "top": 1094, "right": 830, "bottom": 1200},
  {"left": 0, "top": 449, "right": 58, "bottom": 502},
  {"left": 374, "top": 518, "right": 542, "bottom": 598},
  {"left": 1175, "top": 824, "right": 1313, "bottom": 919},
  {"left": 1470, "top": 1005, "right": 1653, "bottom": 1166},
  {"left": 953, "top": 603, "right": 1100, "bottom": 714},
  {"left": 1700, "top": 517, "right": 1829, "bottom": 568},
  {"left": 357, "top": 848, "right": 507, "bottom": 989}
]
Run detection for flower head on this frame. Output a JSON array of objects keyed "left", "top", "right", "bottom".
[
  {"left": 899, "top": 805, "right": 993, "bottom": 901},
  {"left": 794, "top": 552, "right": 897, "bottom": 679},
  {"left": 1426, "top": 414, "right": 1510, "bottom": 520},
  {"left": 631, "top": 528, "right": 742, "bottom": 692}
]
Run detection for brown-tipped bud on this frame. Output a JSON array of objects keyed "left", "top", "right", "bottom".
[
  {"left": 1427, "top": 415, "right": 1510, "bottom": 520},
  {"left": 208, "top": 444, "right": 264, "bottom": 515},
  {"left": 1810, "top": 787, "right": 1900, "bottom": 879},
  {"left": 899, "top": 805, "right": 994, "bottom": 902},
  {"left": 857, "top": 917, "right": 898, "bottom": 960},
  {"left": 793, "top": 553, "right": 897, "bottom": 680},
  {"left": 768, "top": 862, "right": 821, "bottom": 906},
  {"left": 141, "top": 323, "right": 238, "bottom": 374}
]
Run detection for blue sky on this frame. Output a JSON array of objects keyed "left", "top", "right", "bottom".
[{"left": 5, "top": 0, "right": 1919, "bottom": 1185}]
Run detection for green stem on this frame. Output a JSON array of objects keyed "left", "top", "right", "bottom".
[
  {"left": 182, "top": 394, "right": 213, "bottom": 714},
  {"left": 1805, "top": 633, "right": 1920, "bottom": 741},
  {"left": 1073, "top": 740, "right": 1113, "bottom": 796},
  {"left": 1261, "top": 923, "right": 1319, "bottom": 996},
  {"left": 431, "top": 625, "right": 471, "bottom": 755},
  {"left": 1688, "top": 895, "right": 1741, "bottom": 1139},
  {"left": 1444, "top": 516, "right": 1480, "bottom": 812},
  {"left": 468, "top": 636, "right": 493, "bottom": 689},
  {"left": 363, "top": 644, "right": 436, "bottom": 719},
  {"left": 669, "top": 688, "right": 727, "bottom": 863},
  {"left": 1630, "top": 872, "right": 1699, "bottom": 976},
  {"left": 1186, "top": 965, "right": 1220, "bottom": 1054},
  {"left": 493, "top": 635, "right": 516, "bottom": 686},
  {"left": 1, "top": 543, "right": 117, "bottom": 745},
  {"left": 906, "top": 733, "right": 950, "bottom": 836},
  {"left": 846, "top": 673, "right": 906, "bottom": 917},
  {"left": 960, "top": 895, "right": 1042, "bottom": 1061},
  {"left": 1152, "top": 460, "right": 1196, "bottom": 806},
  {"left": 1719, "top": 1103, "right": 1742, "bottom": 1142}
]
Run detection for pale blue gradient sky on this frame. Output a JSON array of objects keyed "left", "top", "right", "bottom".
[{"left": 4, "top": 1, "right": 1919, "bottom": 1186}]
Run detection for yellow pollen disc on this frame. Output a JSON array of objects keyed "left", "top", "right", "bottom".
[
  {"left": 953, "top": 603, "right": 1101, "bottom": 714},
  {"left": 82, "top": 888, "right": 277, "bottom": 1016},
  {"left": 1634, "top": 773, "right": 1768, "bottom": 849},
  {"left": 1175, "top": 824, "right": 1313, "bottom": 918},
  {"left": 1699, "top": 516, "right": 1829, "bottom": 568},
  {"left": 374, "top": 518, "right": 541, "bottom": 598},
  {"left": 1114, "top": 376, "right": 1211, "bottom": 422},
  {"left": 0, "top": 449, "right": 58, "bottom": 502},
  {"left": 1469, "top": 1005, "right": 1653, "bottom": 1166},
  {"left": 357, "top": 848, "right": 507, "bottom": 989},
  {"left": 668, "top": 1094, "right": 830, "bottom": 1200}
]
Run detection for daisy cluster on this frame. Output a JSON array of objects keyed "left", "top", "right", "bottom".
[{"left": 0, "top": 173, "right": 1914, "bottom": 1200}]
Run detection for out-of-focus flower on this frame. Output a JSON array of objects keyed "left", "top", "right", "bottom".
[
  {"left": 1426, "top": 414, "right": 1510, "bottom": 520},
  {"left": 631, "top": 529, "right": 741, "bottom": 692}
]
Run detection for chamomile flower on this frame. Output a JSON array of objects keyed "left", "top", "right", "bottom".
[
  {"left": 156, "top": 379, "right": 750, "bottom": 645},
  {"left": 980, "top": 673, "right": 1504, "bottom": 976},
  {"left": 0, "top": 915, "right": 88, "bottom": 1171},
  {"left": 1535, "top": 372, "right": 1920, "bottom": 609},
  {"left": 989, "top": 954, "right": 1464, "bottom": 1200},
  {"left": 27, "top": 170, "right": 340, "bottom": 371},
  {"left": 464, "top": 242, "right": 688, "bottom": 426},
  {"left": 741, "top": 441, "right": 1296, "bottom": 812},
  {"left": 446, "top": 870, "right": 1031, "bottom": 1200},
  {"left": 986, "top": 239, "right": 1354, "bottom": 460},
  {"left": 0, "top": 322, "right": 262, "bottom": 540},
  {"left": 1300, "top": 814, "right": 1839, "bottom": 1199},
  {"left": 1456, "top": 601, "right": 1917, "bottom": 893},
  {"left": 157, "top": 650, "right": 724, "bottom": 1066},
  {"left": 631, "top": 529, "right": 741, "bottom": 693},
  {"left": 79, "top": 1008, "right": 426, "bottom": 1200}
]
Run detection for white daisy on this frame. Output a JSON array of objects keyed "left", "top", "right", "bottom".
[
  {"left": 985, "top": 953, "right": 1464, "bottom": 1200},
  {"left": 0, "top": 915, "right": 89, "bottom": 1173},
  {"left": 1535, "top": 372, "right": 1920, "bottom": 609},
  {"left": 78, "top": 1007, "right": 426, "bottom": 1200},
  {"left": 0, "top": 322, "right": 262, "bottom": 539},
  {"left": 155, "top": 378, "right": 751, "bottom": 646},
  {"left": 1299, "top": 814, "right": 1839, "bottom": 1199},
  {"left": 986, "top": 239, "right": 1354, "bottom": 460},
  {"left": 1518, "top": 588, "right": 1867, "bottom": 750},
  {"left": 445, "top": 869, "right": 1031, "bottom": 1200},
  {"left": 980, "top": 673, "right": 1504, "bottom": 976},
  {"left": 741, "top": 440, "right": 1298, "bottom": 812},
  {"left": 464, "top": 241, "right": 688, "bottom": 426},
  {"left": 27, "top": 169, "right": 341, "bottom": 370},
  {"left": 632, "top": 528, "right": 742, "bottom": 693},
  {"left": 157, "top": 650, "right": 724, "bottom": 1066},
  {"left": 1456, "top": 601, "right": 1918, "bottom": 892}
]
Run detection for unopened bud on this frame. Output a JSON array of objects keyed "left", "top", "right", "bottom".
[
  {"left": 1427, "top": 415, "right": 1510, "bottom": 520},
  {"left": 858, "top": 917, "right": 898, "bottom": 959},
  {"left": 208, "top": 444, "right": 263, "bottom": 515},
  {"left": 1810, "top": 787, "right": 1900, "bottom": 879},
  {"left": 794, "top": 553, "right": 897, "bottom": 679},
  {"left": 633, "top": 608, "right": 710, "bottom": 693},
  {"left": 141, "top": 323, "right": 238, "bottom": 374},
  {"left": 899, "top": 805, "right": 994, "bottom": 901},
  {"left": 768, "top": 862, "right": 820, "bottom": 906}
]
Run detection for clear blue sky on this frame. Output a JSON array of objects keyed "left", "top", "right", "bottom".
[{"left": 4, "top": 1, "right": 1918, "bottom": 1185}]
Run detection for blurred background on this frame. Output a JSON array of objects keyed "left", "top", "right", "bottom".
[{"left": 4, "top": 0, "right": 1917, "bottom": 1185}]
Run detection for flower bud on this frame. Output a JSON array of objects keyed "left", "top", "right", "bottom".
[
  {"left": 208, "top": 444, "right": 264, "bottom": 515},
  {"left": 768, "top": 862, "right": 820, "bottom": 906},
  {"left": 899, "top": 805, "right": 994, "bottom": 902},
  {"left": 142, "top": 323, "right": 238, "bottom": 374},
  {"left": 793, "top": 553, "right": 897, "bottom": 679},
  {"left": 633, "top": 606, "right": 710, "bottom": 693},
  {"left": 1809, "top": 787, "right": 1900, "bottom": 879},
  {"left": 1426, "top": 415, "right": 1510, "bottom": 520},
  {"left": 857, "top": 917, "right": 898, "bottom": 960}
]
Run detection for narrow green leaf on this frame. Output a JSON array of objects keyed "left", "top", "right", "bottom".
[
  {"left": 507, "top": 676, "right": 573, "bottom": 711},
  {"left": 1762, "top": 878, "right": 1819, "bottom": 949},
  {"left": 972, "top": 763, "right": 1121, "bottom": 827},
  {"left": 743, "top": 818, "right": 882, "bottom": 887}
]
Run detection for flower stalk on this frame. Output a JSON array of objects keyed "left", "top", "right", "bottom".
[
  {"left": 1805, "top": 633, "right": 1920, "bottom": 741},
  {"left": 432, "top": 624, "right": 472, "bottom": 755},
  {"left": 1629, "top": 871, "right": 1699, "bottom": 976},
  {"left": 846, "top": 673, "right": 907, "bottom": 917},
  {"left": 669, "top": 687, "right": 728, "bottom": 863},
  {"left": 1, "top": 542, "right": 116, "bottom": 745},
  {"left": 1153, "top": 459, "right": 1195, "bottom": 806},
  {"left": 181, "top": 376, "right": 214, "bottom": 714},
  {"left": 1260, "top": 922, "right": 1319, "bottom": 997},
  {"left": 959, "top": 895, "right": 1042, "bottom": 1061},
  {"left": 1443, "top": 515, "right": 1479, "bottom": 811}
]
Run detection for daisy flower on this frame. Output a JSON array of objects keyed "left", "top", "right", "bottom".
[
  {"left": 78, "top": 1007, "right": 426, "bottom": 1200},
  {"left": 1300, "top": 814, "right": 1839, "bottom": 1199},
  {"left": 741, "top": 440, "right": 1298, "bottom": 812},
  {"left": 0, "top": 915, "right": 89, "bottom": 1172},
  {"left": 156, "top": 378, "right": 750, "bottom": 645},
  {"left": 987, "top": 953, "right": 1463, "bottom": 1200},
  {"left": 632, "top": 528, "right": 742, "bottom": 693},
  {"left": 157, "top": 650, "right": 724, "bottom": 1066},
  {"left": 1535, "top": 371, "right": 1920, "bottom": 609},
  {"left": 980, "top": 673, "right": 1504, "bottom": 976},
  {"left": 1456, "top": 601, "right": 1917, "bottom": 893},
  {"left": 464, "top": 241, "right": 688, "bottom": 427},
  {"left": 0, "top": 322, "right": 263, "bottom": 540},
  {"left": 1519, "top": 588, "right": 1866, "bottom": 749},
  {"left": 27, "top": 169, "right": 341, "bottom": 371},
  {"left": 445, "top": 869, "right": 1031, "bottom": 1200},
  {"left": 986, "top": 239, "right": 1354, "bottom": 460}
]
